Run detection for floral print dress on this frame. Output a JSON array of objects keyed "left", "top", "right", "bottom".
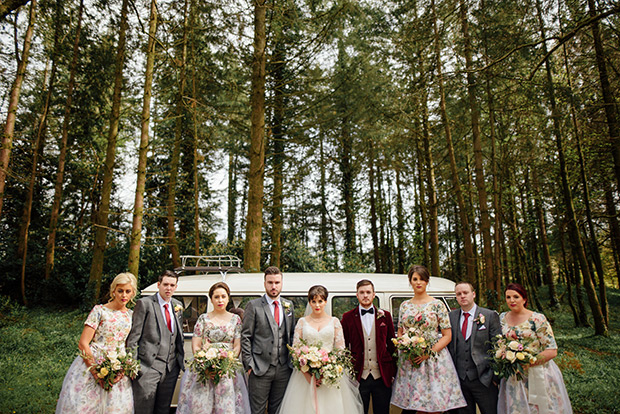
[
  {"left": 390, "top": 299, "right": 466, "bottom": 412},
  {"left": 498, "top": 312, "right": 572, "bottom": 414},
  {"left": 56, "top": 305, "right": 134, "bottom": 414},
  {"left": 177, "top": 313, "right": 250, "bottom": 414}
]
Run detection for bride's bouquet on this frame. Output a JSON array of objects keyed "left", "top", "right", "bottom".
[
  {"left": 82, "top": 348, "right": 140, "bottom": 391},
  {"left": 392, "top": 312, "right": 437, "bottom": 368},
  {"left": 489, "top": 332, "right": 537, "bottom": 380},
  {"left": 188, "top": 345, "right": 241, "bottom": 386},
  {"left": 287, "top": 340, "right": 353, "bottom": 387}
]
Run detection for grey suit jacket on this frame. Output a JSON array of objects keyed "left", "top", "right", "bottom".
[
  {"left": 240, "top": 295, "right": 295, "bottom": 376},
  {"left": 126, "top": 294, "right": 185, "bottom": 373},
  {"left": 448, "top": 305, "right": 501, "bottom": 387}
]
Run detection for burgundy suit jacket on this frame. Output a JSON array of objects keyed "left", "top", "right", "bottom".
[{"left": 341, "top": 306, "right": 397, "bottom": 388}]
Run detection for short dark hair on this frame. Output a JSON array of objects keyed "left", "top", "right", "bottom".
[
  {"left": 356, "top": 279, "right": 374, "bottom": 291},
  {"left": 308, "top": 285, "right": 329, "bottom": 301},
  {"left": 407, "top": 265, "right": 430, "bottom": 283},
  {"left": 264, "top": 266, "right": 282, "bottom": 279},
  {"left": 455, "top": 281, "right": 474, "bottom": 292},
  {"left": 505, "top": 283, "right": 528, "bottom": 307},
  {"left": 209, "top": 282, "right": 230, "bottom": 298},
  {"left": 159, "top": 270, "right": 179, "bottom": 283}
]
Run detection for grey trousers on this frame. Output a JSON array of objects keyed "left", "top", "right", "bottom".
[
  {"left": 132, "top": 362, "right": 180, "bottom": 414},
  {"left": 248, "top": 363, "right": 292, "bottom": 414},
  {"left": 451, "top": 377, "right": 498, "bottom": 414}
]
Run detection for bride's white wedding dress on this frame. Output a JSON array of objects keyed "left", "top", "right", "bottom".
[{"left": 277, "top": 317, "right": 363, "bottom": 414}]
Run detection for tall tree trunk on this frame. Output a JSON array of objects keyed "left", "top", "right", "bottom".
[
  {"left": 18, "top": 0, "right": 60, "bottom": 305},
  {"left": 88, "top": 0, "right": 129, "bottom": 302},
  {"left": 395, "top": 168, "right": 405, "bottom": 274},
  {"left": 559, "top": 0, "right": 608, "bottom": 323},
  {"left": 431, "top": 0, "right": 475, "bottom": 282},
  {"left": 270, "top": 34, "right": 286, "bottom": 268},
  {"left": 368, "top": 140, "right": 380, "bottom": 272},
  {"left": 535, "top": 0, "right": 607, "bottom": 335},
  {"left": 190, "top": 16, "right": 200, "bottom": 256},
  {"left": 459, "top": 0, "right": 495, "bottom": 301},
  {"left": 421, "top": 93, "right": 439, "bottom": 277},
  {"left": 227, "top": 151, "right": 237, "bottom": 243},
  {"left": 559, "top": 222, "right": 580, "bottom": 326},
  {"left": 244, "top": 0, "right": 267, "bottom": 272},
  {"left": 587, "top": 0, "right": 620, "bottom": 192},
  {"left": 166, "top": 0, "right": 189, "bottom": 268},
  {"left": 319, "top": 135, "right": 328, "bottom": 254},
  {"left": 128, "top": 0, "right": 157, "bottom": 278},
  {"left": 604, "top": 182, "right": 620, "bottom": 288},
  {"left": 531, "top": 169, "right": 558, "bottom": 307},
  {"left": 45, "top": 0, "right": 83, "bottom": 280},
  {"left": 0, "top": 0, "right": 36, "bottom": 218}
]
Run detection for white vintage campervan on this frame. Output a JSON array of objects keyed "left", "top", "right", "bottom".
[
  {"left": 139, "top": 256, "right": 459, "bottom": 409},
  {"left": 140, "top": 256, "right": 459, "bottom": 340}
]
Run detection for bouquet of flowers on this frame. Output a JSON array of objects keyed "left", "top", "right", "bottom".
[
  {"left": 189, "top": 345, "right": 241, "bottom": 386},
  {"left": 392, "top": 312, "right": 437, "bottom": 368},
  {"left": 83, "top": 348, "right": 140, "bottom": 391},
  {"left": 287, "top": 340, "right": 353, "bottom": 387},
  {"left": 489, "top": 333, "right": 537, "bottom": 380}
]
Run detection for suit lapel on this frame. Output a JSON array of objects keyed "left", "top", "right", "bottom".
[
  {"left": 354, "top": 307, "right": 365, "bottom": 340},
  {"left": 469, "top": 307, "right": 482, "bottom": 350},
  {"left": 261, "top": 296, "right": 278, "bottom": 338},
  {"left": 151, "top": 294, "right": 165, "bottom": 337}
]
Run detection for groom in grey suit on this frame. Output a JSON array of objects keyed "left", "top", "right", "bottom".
[
  {"left": 448, "top": 281, "right": 501, "bottom": 414},
  {"left": 241, "top": 266, "right": 295, "bottom": 414},
  {"left": 127, "top": 270, "right": 185, "bottom": 414}
]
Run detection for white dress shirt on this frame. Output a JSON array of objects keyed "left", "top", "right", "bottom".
[
  {"left": 265, "top": 295, "right": 283, "bottom": 326},
  {"left": 157, "top": 292, "right": 176, "bottom": 334},
  {"left": 459, "top": 303, "right": 477, "bottom": 340},
  {"left": 359, "top": 305, "right": 375, "bottom": 336}
]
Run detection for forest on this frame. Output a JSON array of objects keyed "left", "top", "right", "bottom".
[{"left": 0, "top": 0, "right": 619, "bottom": 337}]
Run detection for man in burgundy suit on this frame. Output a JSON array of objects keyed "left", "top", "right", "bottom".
[{"left": 341, "top": 279, "right": 397, "bottom": 414}]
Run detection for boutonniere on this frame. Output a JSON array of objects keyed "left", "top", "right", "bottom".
[
  {"left": 174, "top": 304, "right": 183, "bottom": 313},
  {"left": 283, "top": 302, "right": 291, "bottom": 313},
  {"left": 474, "top": 314, "right": 485, "bottom": 325},
  {"left": 377, "top": 309, "right": 385, "bottom": 319}
]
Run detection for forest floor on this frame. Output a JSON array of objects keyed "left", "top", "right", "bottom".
[{"left": 0, "top": 286, "right": 619, "bottom": 413}]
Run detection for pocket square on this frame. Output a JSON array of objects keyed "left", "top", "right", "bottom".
[{"left": 478, "top": 325, "right": 487, "bottom": 331}]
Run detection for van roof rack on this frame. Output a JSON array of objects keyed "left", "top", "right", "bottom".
[{"left": 174, "top": 255, "right": 245, "bottom": 278}]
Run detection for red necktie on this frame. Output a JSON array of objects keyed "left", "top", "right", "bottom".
[
  {"left": 462, "top": 312, "right": 470, "bottom": 339},
  {"left": 164, "top": 303, "right": 172, "bottom": 332},
  {"left": 274, "top": 301, "right": 280, "bottom": 326}
]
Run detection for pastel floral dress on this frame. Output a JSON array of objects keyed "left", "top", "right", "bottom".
[
  {"left": 56, "top": 305, "right": 133, "bottom": 414},
  {"left": 176, "top": 313, "right": 250, "bottom": 414},
  {"left": 498, "top": 312, "right": 573, "bottom": 414},
  {"left": 390, "top": 299, "right": 466, "bottom": 411}
]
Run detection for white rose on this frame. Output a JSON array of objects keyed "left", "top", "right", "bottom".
[
  {"left": 508, "top": 341, "right": 521, "bottom": 351},
  {"left": 506, "top": 350, "right": 516, "bottom": 363},
  {"left": 205, "top": 348, "right": 218, "bottom": 359}
]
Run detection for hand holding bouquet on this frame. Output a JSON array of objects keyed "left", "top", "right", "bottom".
[
  {"left": 287, "top": 340, "right": 353, "bottom": 387},
  {"left": 393, "top": 312, "right": 437, "bottom": 368},
  {"left": 82, "top": 348, "right": 140, "bottom": 391},
  {"left": 189, "top": 345, "right": 241, "bottom": 386},
  {"left": 489, "top": 332, "right": 537, "bottom": 381}
]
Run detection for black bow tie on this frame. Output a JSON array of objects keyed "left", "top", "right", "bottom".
[{"left": 361, "top": 308, "right": 374, "bottom": 316}]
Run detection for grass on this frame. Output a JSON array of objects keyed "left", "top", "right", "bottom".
[{"left": 0, "top": 288, "right": 619, "bottom": 413}]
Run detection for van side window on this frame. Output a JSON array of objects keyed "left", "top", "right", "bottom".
[
  {"left": 178, "top": 296, "right": 209, "bottom": 334},
  {"left": 332, "top": 296, "right": 379, "bottom": 320}
]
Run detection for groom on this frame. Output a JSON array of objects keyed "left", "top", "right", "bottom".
[
  {"left": 241, "top": 266, "right": 295, "bottom": 414},
  {"left": 448, "top": 281, "right": 501, "bottom": 414},
  {"left": 341, "top": 279, "right": 397, "bottom": 414},
  {"left": 127, "top": 270, "right": 185, "bottom": 414}
]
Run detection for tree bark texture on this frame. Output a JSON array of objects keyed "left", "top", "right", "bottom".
[{"left": 244, "top": 0, "right": 267, "bottom": 272}]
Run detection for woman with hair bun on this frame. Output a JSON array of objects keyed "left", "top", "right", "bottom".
[
  {"left": 498, "top": 283, "right": 572, "bottom": 413},
  {"left": 277, "top": 285, "right": 363, "bottom": 414},
  {"left": 56, "top": 272, "right": 138, "bottom": 413}
]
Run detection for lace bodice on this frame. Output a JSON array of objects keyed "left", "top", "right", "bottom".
[{"left": 293, "top": 317, "right": 345, "bottom": 351}]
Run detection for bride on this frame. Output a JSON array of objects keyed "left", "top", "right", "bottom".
[{"left": 277, "top": 285, "right": 363, "bottom": 414}]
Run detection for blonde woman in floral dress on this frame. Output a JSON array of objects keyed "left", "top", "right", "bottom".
[
  {"left": 176, "top": 282, "right": 250, "bottom": 414},
  {"left": 56, "top": 272, "right": 138, "bottom": 414},
  {"left": 498, "top": 283, "right": 572, "bottom": 414},
  {"left": 390, "top": 265, "right": 466, "bottom": 413}
]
